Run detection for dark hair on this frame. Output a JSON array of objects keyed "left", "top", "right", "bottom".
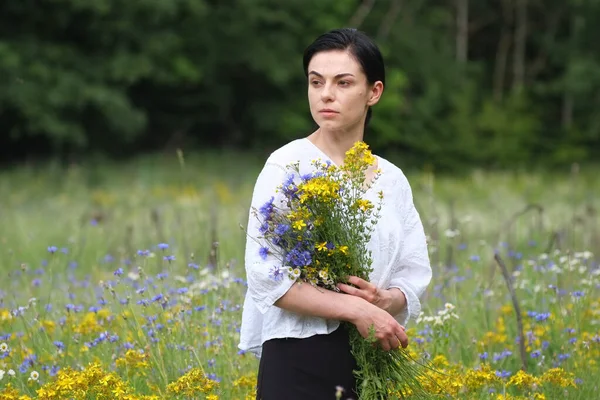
[{"left": 303, "top": 28, "right": 385, "bottom": 127}]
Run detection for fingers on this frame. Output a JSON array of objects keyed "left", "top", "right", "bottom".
[
  {"left": 337, "top": 283, "right": 376, "bottom": 303},
  {"left": 337, "top": 283, "right": 359, "bottom": 296},
  {"left": 347, "top": 276, "right": 371, "bottom": 289},
  {"left": 394, "top": 325, "right": 409, "bottom": 348}
]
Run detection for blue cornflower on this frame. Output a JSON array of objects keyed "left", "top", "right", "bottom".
[
  {"left": 259, "top": 247, "right": 269, "bottom": 260},
  {"left": 109, "top": 335, "right": 119, "bottom": 343},
  {"left": 479, "top": 352, "right": 488, "bottom": 361},
  {"left": 54, "top": 340, "right": 65, "bottom": 350},
  {"left": 47, "top": 246, "right": 58, "bottom": 254},
  {"left": 32, "top": 279, "right": 41, "bottom": 287},
  {"left": 571, "top": 290, "right": 585, "bottom": 298},
  {"left": 259, "top": 222, "right": 269, "bottom": 235},
  {"left": 282, "top": 174, "right": 298, "bottom": 197},
  {"left": 49, "top": 365, "right": 60, "bottom": 376},
  {"left": 259, "top": 196, "right": 275, "bottom": 219},
  {"left": 274, "top": 224, "right": 290, "bottom": 235},
  {"left": 188, "top": 263, "right": 199, "bottom": 270},
  {"left": 530, "top": 350, "right": 541, "bottom": 358},
  {"left": 89, "top": 306, "right": 100, "bottom": 313},
  {"left": 569, "top": 338, "right": 577, "bottom": 345},
  {"left": 104, "top": 254, "right": 114, "bottom": 263},
  {"left": 495, "top": 370, "right": 512, "bottom": 379},
  {"left": 177, "top": 287, "right": 188, "bottom": 294},
  {"left": 164, "top": 255, "right": 175, "bottom": 262},
  {"left": 470, "top": 255, "right": 481, "bottom": 262},
  {"left": 157, "top": 272, "right": 168, "bottom": 280},
  {"left": 114, "top": 268, "right": 124, "bottom": 276},
  {"left": 558, "top": 353, "right": 570, "bottom": 361},
  {"left": 137, "top": 249, "right": 150, "bottom": 257},
  {"left": 152, "top": 294, "right": 164, "bottom": 302},
  {"left": 535, "top": 312, "right": 551, "bottom": 322},
  {"left": 542, "top": 340, "right": 550, "bottom": 349},
  {"left": 269, "top": 265, "right": 285, "bottom": 281},
  {"left": 158, "top": 243, "right": 169, "bottom": 250}
]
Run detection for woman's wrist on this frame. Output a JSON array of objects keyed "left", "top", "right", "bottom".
[
  {"left": 342, "top": 295, "right": 370, "bottom": 324},
  {"left": 383, "top": 288, "right": 407, "bottom": 317}
]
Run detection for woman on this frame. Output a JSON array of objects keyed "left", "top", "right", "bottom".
[{"left": 238, "top": 28, "right": 432, "bottom": 400}]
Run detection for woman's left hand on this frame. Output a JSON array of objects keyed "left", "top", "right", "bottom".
[{"left": 337, "top": 276, "right": 393, "bottom": 312}]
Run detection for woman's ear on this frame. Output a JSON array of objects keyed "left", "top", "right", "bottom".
[{"left": 367, "top": 81, "right": 384, "bottom": 106}]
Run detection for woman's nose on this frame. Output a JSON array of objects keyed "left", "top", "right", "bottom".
[{"left": 320, "top": 82, "right": 334, "bottom": 101}]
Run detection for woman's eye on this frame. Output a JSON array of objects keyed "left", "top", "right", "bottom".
[{"left": 339, "top": 81, "right": 349, "bottom": 86}]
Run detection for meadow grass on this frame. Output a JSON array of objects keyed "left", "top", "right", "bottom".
[{"left": 0, "top": 151, "right": 598, "bottom": 399}]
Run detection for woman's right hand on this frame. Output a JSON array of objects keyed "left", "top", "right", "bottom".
[{"left": 348, "top": 297, "right": 409, "bottom": 352}]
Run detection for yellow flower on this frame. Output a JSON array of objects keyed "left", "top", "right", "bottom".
[
  {"left": 507, "top": 370, "right": 540, "bottom": 389},
  {"left": 338, "top": 246, "right": 348, "bottom": 255},
  {"left": 540, "top": 367, "right": 576, "bottom": 388},
  {"left": 292, "top": 219, "right": 306, "bottom": 231},
  {"left": 316, "top": 242, "right": 328, "bottom": 251},
  {"left": 354, "top": 199, "right": 374, "bottom": 212}
]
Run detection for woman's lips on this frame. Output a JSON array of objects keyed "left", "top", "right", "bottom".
[{"left": 319, "top": 109, "right": 339, "bottom": 117}]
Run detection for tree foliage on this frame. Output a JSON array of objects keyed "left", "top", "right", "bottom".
[{"left": 1, "top": 0, "right": 599, "bottom": 169}]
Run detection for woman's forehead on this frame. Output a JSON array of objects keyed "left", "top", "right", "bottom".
[{"left": 307, "top": 50, "right": 363, "bottom": 77}]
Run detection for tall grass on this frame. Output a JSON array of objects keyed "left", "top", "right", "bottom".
[{"left": 0, "top": 152, "right": 598, "bottom": 399}]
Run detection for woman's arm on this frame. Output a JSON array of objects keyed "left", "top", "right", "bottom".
[
  {"left": 276, "top": 282, "right": 408, "bottom": 351},
  {"left": 387, "top": 174, "right": 432, "bottom": 326}
]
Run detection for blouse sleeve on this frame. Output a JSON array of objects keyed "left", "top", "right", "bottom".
[
  {"left": 244, "top": 161, "right": 298, "bottom": 315},
  {"left": 387, "top": 175, "right": 432, "bottom": 326}
]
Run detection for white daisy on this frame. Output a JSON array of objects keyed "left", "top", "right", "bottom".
[{"left": 28, "top": 370, "right": 39, "bottom": 382}]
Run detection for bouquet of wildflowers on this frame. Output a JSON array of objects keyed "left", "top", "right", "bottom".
[{"left": 249, "top": 142, "right": 433, "bottom": 399}]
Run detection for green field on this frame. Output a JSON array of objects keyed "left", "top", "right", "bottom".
[{"left": 0, "top": 152, "right": 598, "bottom": 399}]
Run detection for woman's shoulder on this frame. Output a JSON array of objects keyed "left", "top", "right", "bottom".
[
  {"left": 377, "top": 155, "right": 411, "bottom": 188},
  {"left": 263, "top": 138, "right": 309, "bottom": 167}
]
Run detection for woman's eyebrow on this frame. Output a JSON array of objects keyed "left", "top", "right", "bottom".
[{"left": 308, "top": 71, "right": 355, "bottom": 79}]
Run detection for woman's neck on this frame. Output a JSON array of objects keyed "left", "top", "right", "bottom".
[{"left": 307, "top": 127, "right": 365, "bottom": 166}]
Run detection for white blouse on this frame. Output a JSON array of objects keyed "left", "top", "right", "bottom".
[{"left": 238, "top": 138, "right": 432, "bottom": 357}]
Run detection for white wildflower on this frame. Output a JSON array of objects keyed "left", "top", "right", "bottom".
[
  {"left": 0, "top": 343, "right": 8, "bottom": 353},
  {"left": 8, "top": 369, "right": 15, "bottom": 377},
  {"left": 28, "top": 370, "right": 39, "bottom": 382},
  {"left": 444, "top": 229, "right": 460, "bottom": 238},
  {"left": 0, "top": 370, "right": 4, "bottom": 380}
]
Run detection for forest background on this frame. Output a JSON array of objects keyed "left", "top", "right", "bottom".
[{"left": 1, "top": 0, "right": 599, "bottom": 171}]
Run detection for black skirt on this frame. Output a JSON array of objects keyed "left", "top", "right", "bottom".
[{"left": 256, "top": 325, "right": 359, "bottom": 400}]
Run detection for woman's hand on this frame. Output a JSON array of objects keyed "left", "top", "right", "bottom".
[
  {"left": 337, "top": 276, "right": 405, "bottom": 315},
  {"left": 347, "top": 296, "right": 408, "bottom": 351}
]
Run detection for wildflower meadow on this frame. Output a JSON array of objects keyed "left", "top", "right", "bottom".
[{"left": 0, "top": 153, "right": 598, "bottom": 399}]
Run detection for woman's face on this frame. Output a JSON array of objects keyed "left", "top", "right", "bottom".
[{"left": 307, "top": 49, "right": 383, "bottom": 133}]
